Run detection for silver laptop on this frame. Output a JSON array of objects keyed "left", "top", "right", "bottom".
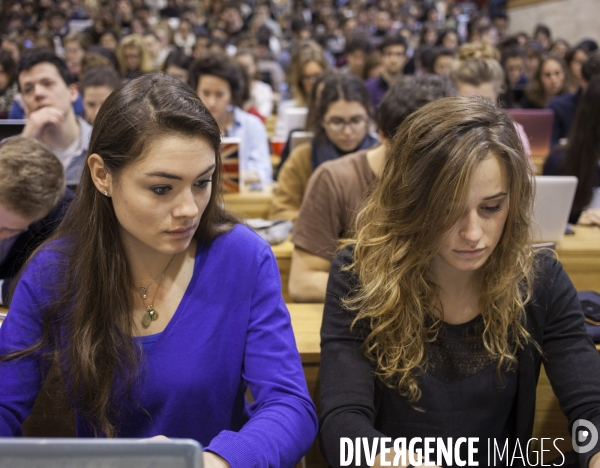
[
  {"left": 0, "top": 438, "right": 203, "bottom": 468},
  {"left": 531, "top": 176, "right": 578, "bottom": 242},
  {"left": 290, "top": 131, "right": 313, "bottom": 152},
  {"left": 280, "top": 107, "right": 308, "bottom": 141}
]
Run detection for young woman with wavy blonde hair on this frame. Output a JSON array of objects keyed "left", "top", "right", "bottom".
[{"left": 319, "top": 97, "right": 600, "bottom": 468}]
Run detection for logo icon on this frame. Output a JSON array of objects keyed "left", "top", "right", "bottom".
[{"left": 572, "top": 420, "right": 598, "bottom": 454}]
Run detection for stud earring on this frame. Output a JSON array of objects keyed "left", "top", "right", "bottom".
[{"left": 103, "top": 190, "right": 109, "bottom": 196}]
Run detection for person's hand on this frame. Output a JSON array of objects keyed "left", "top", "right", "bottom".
[
  {"left": 203, "top": 452, "right": 230, "bottom": 468},
  {"left": 21, "top": 106, "right": 65, "bottom": 139},
  {"left": 242, "top": 171, "right": 261, "bottom": 186},
  {"left": 577, "top": 208, "right": 600, "bottom": 226}
]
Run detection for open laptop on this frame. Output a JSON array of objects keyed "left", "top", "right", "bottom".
[
  {"left": 290, "top": 131, "right": 314, "bottom": 153},
  {"left": 531, "top": 176, "right": 578, "bottom": 242},
  {"left": 221, "top": 137, "right": 242, "bottom": 193},
  {"left": 279, "top": 107, "right": 308, "bottom": 142},
  {"left": 0, "top": 438, "right": 203, "bottom": 468},
  {"left": 505, "top": 109, "right": 554, "bottom": 159},
  {"left": 0, "top": 119, "right": 26, "bottom": 141}
]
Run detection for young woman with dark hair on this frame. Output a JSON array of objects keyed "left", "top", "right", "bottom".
[
  {"left": 0, "top": 73, "right": 318, "bottom": 468},
  {"left": 189, "top": 52, "right": 272, "bottom": 187},
  {"left": 319, "top": 97, "right": 600, "bottom": 467},
  {"left": 544, "top": 75, "right": 600, "bottom": 225},
  {"left": 521, "top": 55, "right": 568, "bottom": 108},
  {"left": 269, "top": 72, "right": 378, "bottom": 222}
]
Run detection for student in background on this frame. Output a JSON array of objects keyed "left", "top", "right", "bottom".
[
  {"left": 162, "top": 49, "right": 193, "bottom": 84},
  {"left": 143, "top": 31, "right": 168, "bottom": 71},
  {"left": 319, "top": 97, "right": 600, "bottom": 467},
  {"left": 548, "top": 50, "right": 600, "bottom": 146},
  {"left": 0, "top": 50, "right": 18, "bottom": 119},
  {"left": 544, "top": 76, "right": 600, "bottom": 225},
  {"left": 289, "top": 75, "right": 454, "bottom": 303},
  {"left": 275, "top": 40, "right": 329, "bottom": 139},
  {"left": 429, "top": 47, "right": 455, "bottom": 75},
  {"left": 63, "top": 31, "right": 91, "bottom": 79},
  {"left": 235, "top": 48, "right": 275, "bottom": 119},
  {"left": 450, "top": 41, "right": 531, "bottom": 157},
  {"left": 269, "top": 73, "right": 377, "bottom": 222},
  {"left": 190, "top": 52, "right": 272, "bottom": 186},
  {"left": 18, "top": 50, "right": 92, "bottom": 186},
  {"left": 0, "top": 74, "right": 318, "bottom": 467},
  {"left": 365, "top": 34, "right": 408, "bottom": 113},
  {"left": 79, "top": 67, "right": 121, "bottom": 125},
  {"left": 499, "top": 45, "right": 528, "bottom": 107},
  {"left": 521, "top": 55, "right": 568, "bottom": 108},
  {"left": 0, "top": 137, "right": 72, "bottom": 306},
  {"left": 340, "top": 33, "right": 372, "bottom": 78},
  {"left": 117, "top": 34, "right": 154, "bottom": 80}
]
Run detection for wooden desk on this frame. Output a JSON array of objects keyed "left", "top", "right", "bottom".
[
  {"left": 272, "top": 239, "right": 294, "bottom": 302},
  {"left": 288, "top": 303, "right": 326, "bottom": 467},
  {"left": 223, "top": 186, "right": 274, "bottom": 220},
  {"left": 274, "top": 227, "right": 600, "bottom": 307},
  {"left": 555, "top": 225, "right": 600, "bottom": 291}
]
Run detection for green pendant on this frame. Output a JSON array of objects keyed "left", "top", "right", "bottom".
[{"left": 142, "top": 306, "right": 159, "bottom": 328}]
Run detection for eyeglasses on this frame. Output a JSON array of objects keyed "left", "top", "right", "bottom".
[
  {"left": 323, "top": 116, "right": 368, "bottom": 133},
  {"left": 383, "top": 51, "right": 406, "bottom": 58},
  {"left": 301, "top": 73, "right": 320, "bottom": 84}
]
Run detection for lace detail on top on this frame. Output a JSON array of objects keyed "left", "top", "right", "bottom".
[{"left": 425, "top": 315, "right": 509, "bottom": 383}]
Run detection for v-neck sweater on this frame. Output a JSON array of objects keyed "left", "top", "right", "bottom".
[{"left": 0, "top": 225, "right": 317, "bottom": 467}]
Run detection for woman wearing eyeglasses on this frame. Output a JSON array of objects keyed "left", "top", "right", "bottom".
[{"left": 269, "top": 72, "right": 378, "bottom": 222}]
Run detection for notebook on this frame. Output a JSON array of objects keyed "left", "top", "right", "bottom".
[
  {"left": 531, "top": 176, "right": 578, "bottom": 242},
  {"left": 0, "top": 438, "right": 203, "bottom": 468},
  {"left": 221, "top": 137, "right": 242, "bottom": 193},
  {"left": 505, "top": 109, "right": 553, "bottom": 159},
  {"left": 0, "top": 119, "right": 26, "bottom": 141}
]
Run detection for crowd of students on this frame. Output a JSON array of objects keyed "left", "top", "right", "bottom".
[{"left": 0, "top": 0, "right": 600, "bottom": 467}]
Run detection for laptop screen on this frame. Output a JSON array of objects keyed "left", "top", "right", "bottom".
[
  {"left": 0, "top": 120, "right": 26, "bottom": 141},
  {"left": 0, "top": 438, "right": 203, "bottom": 468}
]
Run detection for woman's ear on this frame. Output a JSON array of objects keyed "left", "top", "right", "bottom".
[{"left": 88, "top": 153, "right": 113, "bottom": 196}]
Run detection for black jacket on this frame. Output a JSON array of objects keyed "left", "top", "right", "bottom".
[
  {"left": 319, "top": 245, "right": 600, "bottom": 467},
  {"left": 0, "top": 189, "right": 73, "bottom": 305}
]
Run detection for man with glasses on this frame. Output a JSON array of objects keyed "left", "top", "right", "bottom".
[
  {"left": 365, "top": 34, "right": 408, "bottom": 114},
  {"left": 0, "top": 138, "right": 72, "bottom": 306}
]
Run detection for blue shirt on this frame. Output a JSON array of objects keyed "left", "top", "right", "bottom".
[
  {"left": 0, "top": 225, "right": 317, "bottom": 467},
  {"left": 226, "top": 107, "right": 273, "bottom": 186},
  {"left": 364, "top": 75, "right": 389, "bottom": 115}
]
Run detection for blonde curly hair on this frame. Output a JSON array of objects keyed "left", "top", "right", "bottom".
[{"left": 343, "top": 97, "right": 536, "bottom": 402}]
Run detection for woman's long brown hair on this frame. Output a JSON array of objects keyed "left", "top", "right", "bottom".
[
  {"left": 342, "top": 97, "right": 536, "bottom": 402},
  {"left": 3, "top": 73, "right": 237, "bottom": 436}
]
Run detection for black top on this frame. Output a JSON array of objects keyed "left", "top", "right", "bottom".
[
  {"left": 375, "top": 315, "right": 518, "bottom": 467},
  {"left": 547, "top": 89, "right": 581, "bottom": 147},
  {"left": 0, "top": 189, "right": 74, "bottom": 305},
  {"left": 320, "top": 245, "right": 600, "bottom": 467}
]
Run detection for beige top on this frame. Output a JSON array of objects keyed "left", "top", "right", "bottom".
[{"left": 268, "top": 142, "right": 313, "bottom": 222}]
